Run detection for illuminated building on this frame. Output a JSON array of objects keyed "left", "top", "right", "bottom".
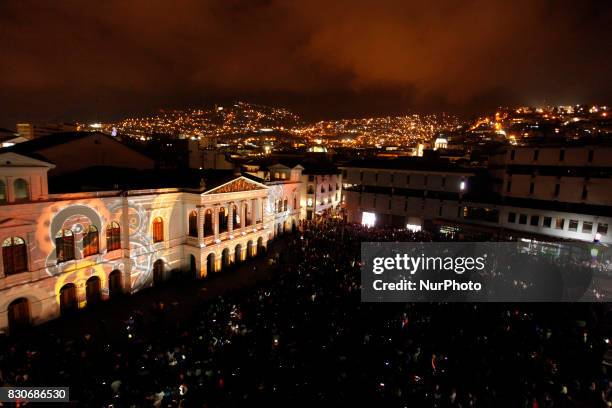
[
  {"left": 341, "top": 143, "right": 612, "bottom": 243},
  {"left": 341, "top": 158, "right": 471, "bottom": 228},
  {"left": 0, "top": 152, "right": 301, "bottom": 333}
]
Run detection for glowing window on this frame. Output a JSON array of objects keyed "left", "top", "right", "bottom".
[
  {"left": 362, "top": 212, "right": 376, "bottom": 227},
  {"left": 2, "top": 237, "right": 27, "bottom": 275}
]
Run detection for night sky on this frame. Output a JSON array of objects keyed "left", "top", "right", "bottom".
[{"left": 0, "top": 0, "right": 610, "bottom": 127}]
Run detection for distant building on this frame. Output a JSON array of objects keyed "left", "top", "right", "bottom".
[
  {"left": 16, "top": 123, "right": 77, "bottom": 140},
  {"left": 341, "top": 158, "right": 471, "bottom": 229},
  {"left": 341, "top": 142, "right": 612, "bottom": 243},
  {"left": 299, "top": 161, "right": 342, "bottom": 220}
]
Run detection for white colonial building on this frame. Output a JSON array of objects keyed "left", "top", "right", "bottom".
[{"left": 0, "top": 152, "right": 301, "bottom": 334}]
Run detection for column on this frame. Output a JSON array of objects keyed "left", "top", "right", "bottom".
[
  {"left": 228, "top": 202, "right": 234, "bottom": 235},
  {"left": 240, "top": 200, "right": 246, "bottom": 231},
  {"left": 197, "top": 205, "right": 204, "bottom": 244},
  {"left": 213, "top": 205, "right": 220, "bottom": 239},
  {"left": 251, "top": 199, "right": 256, "bottom": 226}
]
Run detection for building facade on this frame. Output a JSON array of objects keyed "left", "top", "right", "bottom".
[
  {"left": 0, "top": 153, "right": 301, "bottom": 334},
  {"left": 341, "top": 145, "right": 612, "bottom": 243}
]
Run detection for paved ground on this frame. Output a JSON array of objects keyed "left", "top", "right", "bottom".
[{"left": 33, "top": 238, "right": 289, "bottom": 339}]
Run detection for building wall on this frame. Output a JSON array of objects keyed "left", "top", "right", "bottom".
[
  {"left": 0, "top": 177, "right": 297, "bottom": 333},
  {"left": 300, "top": 173, "right": 342, "bottom": 220},
  {"left": 341, "top": 160, "right": 612, "bottom": 244}
]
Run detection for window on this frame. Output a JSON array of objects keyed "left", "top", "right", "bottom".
[
  {"left": 507, "top": 212, "right": 516, "bottom": 223},
  {"left": 204, "top": 210, "right": 214, "bottom": 237},
  {"left": 106, "top": 222, "right": 121, "bottom": 251},
  {"left": 293, "top": 197, "right": 297, "bottom": 209},
  {"left": 519, "top": 214, "right": 527, "bottom": 224},
  {"left": 283, "top": 199, "right": 288, "bottom": 211},
  {"left": 307, "top": 185, "right": 314, "bottom": 194},
  {"left": 152, "top": 217, "right": 164, "bottom": 242},
  {"left": 55, "top": 229, "right": 75, "bottom": 262},
  {"left": 506, "top": 181, "right": 512, "bottom": 193},
  {"left": 510, "top": 150, "right": 515, "bottom": 160},
  {"left": 555, "top": 218, "right": 565, "bottom": 230},
  {"left": 0, "top": 180, "right": 6, "bottom": 203},
  {"left": 543, "top": 217, "right": 552, "bottom": 228},
  {"left": 83, "top": 225, "right": 99, "bottom": 257},
  {"left": 438, "top": 206, "right": 443, "bottom": 216},
  {"left": 582, "top": 186, "right": 588, "bottom": 200},
  {"left": 581, "top": 221, "right": 593, "bottom": 233},
  {"left": 530, "top": 215, "right": 540, "bottom": 226},
  {"left": 188, "top": 210, "right": 198, "bottom": 237},
  {"left": 533, "top": 150, "right": 539, "bottom": 161},
  {"left": 2, "top": 237, "right": 27, "bottom": 275},
  {"left": 554, "top": 184, "right": 560, "bottom": 197},
  {"left": 588, "top": 149, "right": 594, "bottom": 163},
  {"left": 568, "top": 220, "right": 579, "bottom": 232},
  {"left": 529, "top": 182, "right": 535, "bottom": 194},
  {"left": 597, "top": 223, "right": 608, "bottom": 235},
  {"left": 559, "top": 149, "right": 565, "bottom": 161},
  {"left": 13, "top": 179, "right": 29, "bottom": 201},
  {"left": 321, "top": 185, "right": 326, "bottom": 193}
]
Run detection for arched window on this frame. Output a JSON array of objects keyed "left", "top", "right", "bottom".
[
  {"left": 233, "top": 204, "right": 241, "bottom": 228},
  {"left": 106, "top": 222, "right": 121, "bottom": 251},
  {"left": 13, "top": 178, "right": 29, "bottom": 201},
  {"left": 8, "top": 298, "right": 30, "bottom": 333},
  {"left": 55, "top": 229, "right": 75, "bottom": 262},
  {"left": 219, "top": 208, "right": 228, "bottom": 233},
  {"left": 204, "top": 209, "right": 214, "bottom": 237},
  {"left": 2, "top": 237, "right": 27, "bottom": 275},
  {"left": 293, "top": 196, "right": 297, "bottom": 210},
  {"left": 188, "top": 210, "right": 198, "bottom": 237},
  {"left": 321, "top": 185, "right": 326, "bottom": 193},
  {"left": 83, "top": 225, "right": 99, "bottom": 257},
  {"left": 0, "top": 180, "right": 6, "bottom": 203},
  {"left": 152, "top": 217, "right": 164, "bottom": 243},
  {"left": 283, "top": 199, "right": 288, "bottom": 211}
]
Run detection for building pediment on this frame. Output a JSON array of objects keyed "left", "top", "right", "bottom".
[{"left": 204, "top": 176, "right": 268, "bottom": 195}]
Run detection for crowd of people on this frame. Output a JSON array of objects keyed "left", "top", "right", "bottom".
[{"left": 0, "top": 219, "right": 610, "bottom": 407}]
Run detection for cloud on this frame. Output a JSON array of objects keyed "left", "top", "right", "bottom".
[{"left": 0, "top": 0, "right": 609, "bottom": 125}]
